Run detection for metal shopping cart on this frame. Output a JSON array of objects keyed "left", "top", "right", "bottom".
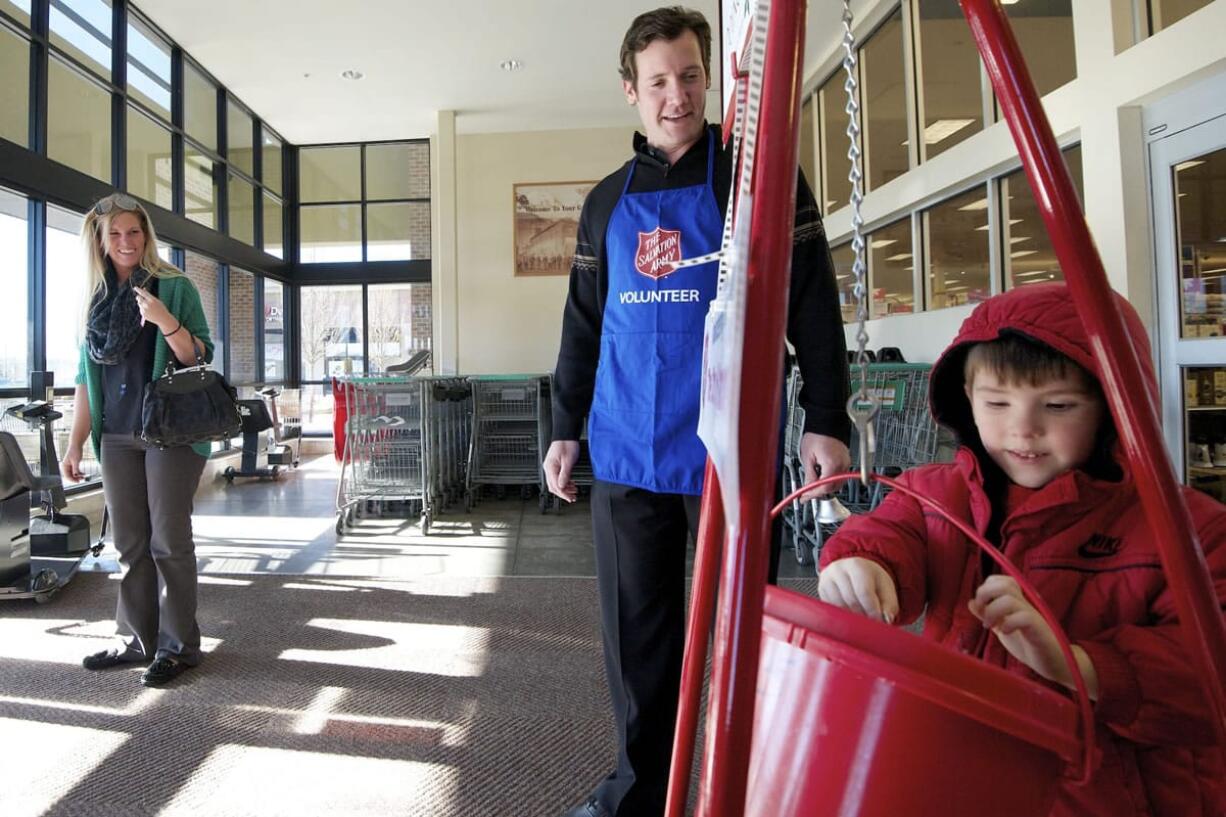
[
  {"left": 422, "top": 377, "right": 472, "bottom": 526},
  {"left": 335, "top": 376, "right": 426, "bottom": 535},
  {"left": 780, "top": 362, "right": 941, "bottom": 568},
  {"left": 465, "top": 375, "right": 548, "bottom": 510}
]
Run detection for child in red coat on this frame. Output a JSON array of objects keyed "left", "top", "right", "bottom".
[{"left": 818, "top": 283, "right": 1225, "bottom": 816}]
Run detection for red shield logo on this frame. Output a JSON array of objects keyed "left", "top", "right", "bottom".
[{"left": 635, "top": 228, "right": 682, "bottom": 280}]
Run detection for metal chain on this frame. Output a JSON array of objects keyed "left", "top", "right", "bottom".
[{"left": 841, "top": 0, "right": 878, "bottom": 482}]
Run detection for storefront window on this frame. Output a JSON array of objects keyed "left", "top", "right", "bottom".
[
  {"left": 869, "top": 217, "right": 914, "bottom": 317},
  {"left": 925, "top": 186, "right": 992, "bottom": 310}
]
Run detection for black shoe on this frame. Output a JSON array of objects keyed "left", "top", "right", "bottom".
[
  {"left": 140, "top": 656, "right": 190, "bottom": 687},
  {"left": 561, "top": 797, "right": 609, "bottom": 817},
  {"left": 83, "top": 649, "right": 138, "bottom": 670}
]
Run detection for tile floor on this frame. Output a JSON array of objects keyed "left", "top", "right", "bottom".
[{"left": 80, "top": 452, "right": 812, "bottom": 580}]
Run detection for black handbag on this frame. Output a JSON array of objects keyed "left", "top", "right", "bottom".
[{"left": 141, "top": 354, "right": 242, "bottom": 448}]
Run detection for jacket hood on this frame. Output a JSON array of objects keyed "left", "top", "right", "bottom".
[{"left": 928, "top": 283, "right": 1156, "bottom": 446}]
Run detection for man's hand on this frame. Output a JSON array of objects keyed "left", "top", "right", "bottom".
[
  {"left": 543, "top": 440, "right": 580, "bottom": 503},
  {"left": 968, "top": 575, "right": 1099, "bottom": 699},
  {"left": 799, "top": 432, "right": 851, "bottom": 499},
  {"left": 818, "top": 557, "right": 898, "bottom": 624}
]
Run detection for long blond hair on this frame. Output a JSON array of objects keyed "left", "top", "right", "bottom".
[{"left": 80, "top": 193, "right": 183, "bottom": 329}]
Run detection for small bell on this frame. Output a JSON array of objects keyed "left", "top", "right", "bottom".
[{"left": 816, "top": 496, "right": 852, "bottom": 525}]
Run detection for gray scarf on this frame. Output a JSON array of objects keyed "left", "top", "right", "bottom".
[{"left": 86, "top": 266, "right": 150, "bottom": 365}]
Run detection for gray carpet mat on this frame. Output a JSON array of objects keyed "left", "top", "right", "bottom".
[{"left": 0, "top": 574, "right": 818, "bottom": 817}]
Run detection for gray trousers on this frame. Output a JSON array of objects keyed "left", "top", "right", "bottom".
[{"left": 100, "top": 433, "right": 207, "bottom": 665}]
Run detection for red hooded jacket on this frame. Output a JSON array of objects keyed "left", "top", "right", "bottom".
[{"left": 819, "top": 283, "right": 1226, "bottom": 816}]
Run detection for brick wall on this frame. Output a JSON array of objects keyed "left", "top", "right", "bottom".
[
  {"left": 182, "top": 251, "right": 219, "bottom": 343},
  {"left": 230, "top": 268, "right": 256, "bottom": 383},
  {"left": 405, "top": 142, "right": 430, "bottom": 198}
]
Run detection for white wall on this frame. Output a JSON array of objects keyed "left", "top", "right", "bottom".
[{"left": 449, "top": 126, "right": 633, "bottom": 375}]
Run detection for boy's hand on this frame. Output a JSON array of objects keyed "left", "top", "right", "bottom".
[
  {"left": 969, "top": 575, "right": 1098, "bottom": 699},
  {"left": 818, "top": 557, "right": 898, "bottom": 624}
]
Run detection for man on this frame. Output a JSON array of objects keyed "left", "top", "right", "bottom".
[{"left": 545, "top": 7, "right": 850, "bottom": 816}]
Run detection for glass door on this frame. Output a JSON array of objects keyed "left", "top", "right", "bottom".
[{"left": 1153, "top": 113, "right": 1226, "bottom": 501}]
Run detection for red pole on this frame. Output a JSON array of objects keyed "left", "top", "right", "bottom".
[
  {"left": 959, "top": 0, "right": 1226, "bottom": 749},
  {"left": 696, "top": 1, "right": 809, "bottom": 814},
  {"left": 665, "top": 462, "right": 725, "bottom": 817}
]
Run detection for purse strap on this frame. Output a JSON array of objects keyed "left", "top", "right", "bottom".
[{"left": 163, "top": 343, "right": 205, "bottom": 380}]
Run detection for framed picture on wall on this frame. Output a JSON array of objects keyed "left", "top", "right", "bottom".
[{"left": 513, "top": 181, "right": 595, "bottom": 276}]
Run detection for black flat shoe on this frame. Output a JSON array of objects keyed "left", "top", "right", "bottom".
[
  {"left": 83, "top": 649, "right": 137, "bottom": 670},
  {"left": 561, "top": 797, "right": 609, "bottom": 817},
  {"left": 140, "top": 656, "right": 190, "bottom": 687}
]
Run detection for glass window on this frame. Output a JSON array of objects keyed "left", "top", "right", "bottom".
[
  {"left": 1174, "top": 146, "right": 1226, "bottom": 339},
  {"left": 367, "top": 201, "right": 429, "bottom": 261},
  {"left": 1150, "top": 0, "right": 1215, "bottom": 33},
  {"left": 869, "top": 217, "right": 915, "bottom": 317},
  {"left": 365, "top": 142, "right": 429, "bottom": 200},
  {"left": 263, "top": 193, "right": 282, "bottom": 259},
  {"left": 819, "top": 71, "right": 851, "bottom": 214},
  {"left": 917, "top": 0, "right": 984, "bottom": 161},
  {"left": 184, "top": 144, "right": 217, "bottom": 228},
  {"left": 368, "top": 283, "right": 432, "bottom": 374},
  {"left": 184, "top": 62, "right": 217, "bottom": 152},
  {"left": 227, "top": 99, "right": 254, "bottom": 177},
  {"left": 263, "top": 278, "right": 284, "bottom": 382},
  {"left": 45, "top": 205, "right": 87, "bottom": 387},
  {"left": 0, "top": 24, "right": 29, "bottom": 147},
  {"left": 229, "top": 267, "right": 256, "bottom": 383},
  {"left": 1004, "top": 1, "right": 1075, "bottom": 99},
  {"left": 126, "top": 105, "right": 172, "bottom": 210},
  {"left": 2, "top": 0, "right": 31, "bottom": 26},
  {"left": 126, "top": 14, "right": 171, "bottom": 119},
  {"left": 799, "top": 94, "right": 817, "bottom": 196},
  {"left": 1002, "top": 145, "right": 1084, "bottom": 289},
  {"left": 182, "top": 251, "right": 220, "bottom": 356},
  {"left": 300, "top": 285, "right": 364, "bottom": 380},
  {"left": 831, "top": 242, "right": 857, "bottom": 323},
  {"left": 860, "top": 9, "right": 908, "bottom": 192},
  {"left": 300, "top": 145, "right": 361, "bottom": 202},
  {"left": 262, "top": 128, "right": 282, "bottom": 194},
  {"left": 0, "top": 188, "right": 28, "bottom": 387},
  {"left": 47, "top": 55, "right": 111, "bottom": 182},
  {"left": 925, "top": 185, "right": 992, "bottom": 310},
  {"left": 300, "top": 204, "right": 361, "bottom": 263},
  {"left": 228, "top": 173, "right": 254, "bottom": 245},
  {"left": 49, "top": 0, "right": 111, "bottom": 80}
]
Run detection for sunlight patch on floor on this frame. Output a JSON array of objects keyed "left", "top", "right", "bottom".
[
  {"left": 0, "top": 718, "right": 129, "bottom": 817},
  {"left": 155, "top": 745, "right": 457, "bottom": 817},
  {"left": 279, "top": 618, "right": 491, "bottom": 677}
]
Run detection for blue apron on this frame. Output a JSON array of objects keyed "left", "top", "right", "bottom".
[{"left": 589, "top": 131, "right": 722, "bottom": 495}]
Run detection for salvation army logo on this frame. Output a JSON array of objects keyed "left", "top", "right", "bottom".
[{"left": 635, "top": 228, "right": 682, "bottom": 279}]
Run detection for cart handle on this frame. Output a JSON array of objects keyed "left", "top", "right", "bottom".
[{"left": 772, "top": 471, "right": 1095, "bottom": 785}]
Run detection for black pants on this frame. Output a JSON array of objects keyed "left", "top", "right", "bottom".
[{"left": 588, "top": 480, "right": 783, "bottom": 817}]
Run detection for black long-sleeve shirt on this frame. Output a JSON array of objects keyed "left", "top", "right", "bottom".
[{"left": 552, "top": 124, "right": 850, "bottom": 446}]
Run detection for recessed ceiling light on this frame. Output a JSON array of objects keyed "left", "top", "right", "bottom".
[
  {"left": 340, "top": 69, "right": 364, "bottom": 80},
  {"left": 500, "top": 59, "right": 523, "bottom": 72}
]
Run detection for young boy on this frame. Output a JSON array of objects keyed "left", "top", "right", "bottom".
[{"left": 818, "top": 283, "right": 1225, "bottom": 817}]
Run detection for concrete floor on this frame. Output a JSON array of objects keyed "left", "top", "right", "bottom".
[{"left": 79, "top": 452, "right": 811, "bottom": 580}]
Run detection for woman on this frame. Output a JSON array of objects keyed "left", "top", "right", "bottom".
[{"left": 61, "top": 192, "right": 214, "bottom": 688}]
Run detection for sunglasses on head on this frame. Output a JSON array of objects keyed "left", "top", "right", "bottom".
[{"left": 93, "top": 194, "right": 139, "bottom": 215}]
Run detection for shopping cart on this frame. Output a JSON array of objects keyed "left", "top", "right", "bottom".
[
  {"left": 780, "top": 362, "right": 940, "bottom": 569},
  {"left": 422, "top": 377, "right": 472, "bottom": 525},
  {"left": 465, "top": 375, "right": 548, "bottom": 510},
  {"left": 335, "top": 376, "right": 426, "bottom": 535}
]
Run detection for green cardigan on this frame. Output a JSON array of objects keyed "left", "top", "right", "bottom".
[{"left": 76, "top": 273, "right": 216, "bottom": 460}]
